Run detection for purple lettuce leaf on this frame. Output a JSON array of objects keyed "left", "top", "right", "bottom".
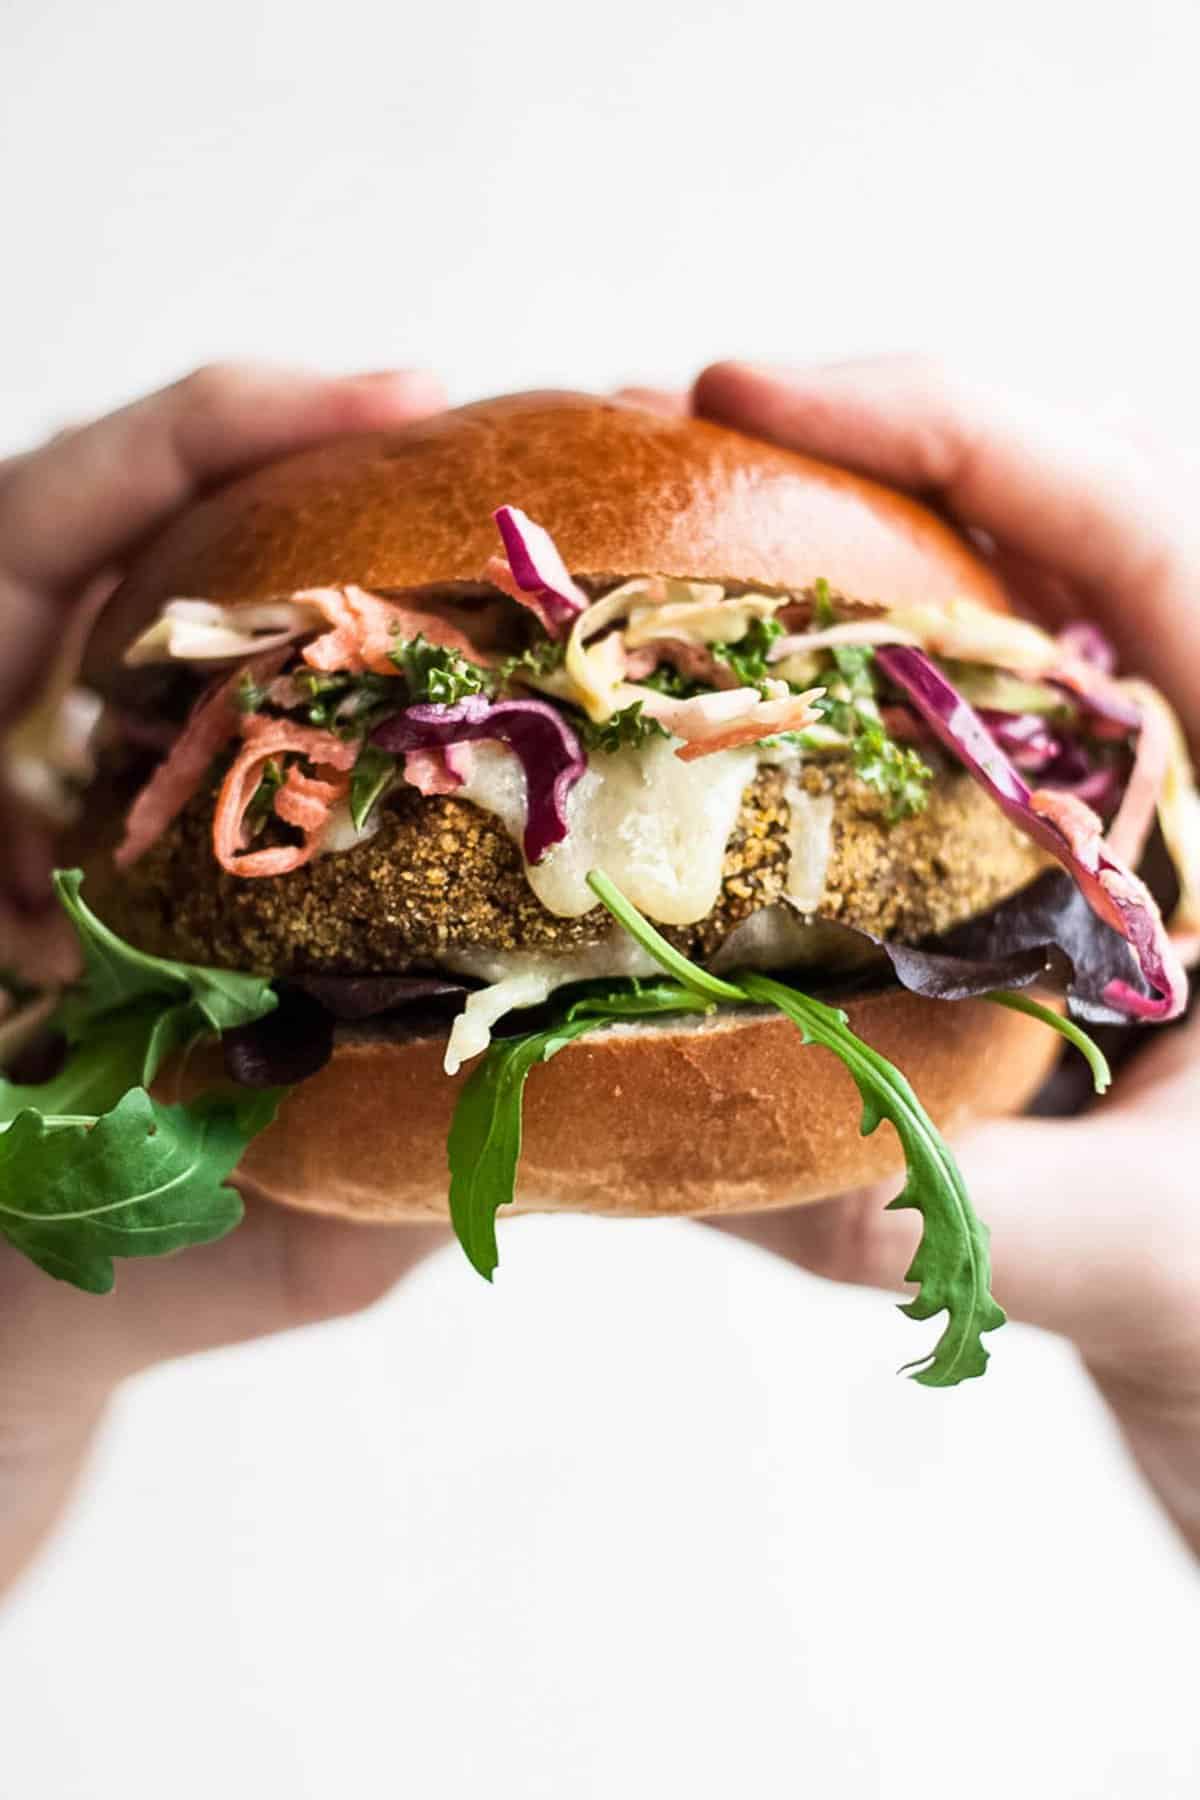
[
  {"left": 290, "top": 973, "right": 469, "bottom": 1020},
  {"left": 876, "top": 646, "right": 1186, "bottom": 1021},
  {"left": 223, "top": 975, "right": 473, "bottom": 1088},
  {"left": 223, "top": 987, "right": 334, "bottom": 1088},
  {"left": 861, "top": 869, "right": 1146, "bottom": 1026}
]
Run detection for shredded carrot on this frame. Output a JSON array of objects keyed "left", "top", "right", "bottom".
[
  {"left": 300, "top": 585, "right": 490, "bottom": 677},
  {"left": 212, "top": 716, "right": 356, "bottom": 878},
  {"left": 115, "top": 648, "right": 291, "bottom": 868}
]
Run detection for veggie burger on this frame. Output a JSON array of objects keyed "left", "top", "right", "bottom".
[{"left": 3, "top": 392, "right": 1197, "bottom": 1384}]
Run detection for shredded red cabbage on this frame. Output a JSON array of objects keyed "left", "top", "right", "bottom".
[
  {"left": 979, "top": 711, "right": 1061, "bottom": 771},
  {"left": 372, "top": 695, "right": 585, "bottom": 863},
  {"left": 1050, "top": 623, "right": 1137, "bottom": 733},
  {"left": 978, "top": 718, "right": 1121, "bottom": 811},
  {"left": 1050, "top": 666, "right": 1142, "bottom": 736},
  {"left": 1058, "top": 621, "right": 1116, "bottom": 673},
  {"left": 492, "top": 506, "right": 588, "bottom": 635},
  {"left": 876, "top": 646, "right": 1187, "bottom": 1020},
  {"left": 1036, "top": 739, "right": 1121, "bottom": 813}
]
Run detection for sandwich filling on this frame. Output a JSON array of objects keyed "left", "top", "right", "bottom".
[
  {"left": 4, "top": 503, "right": 1198, "bottom": 1387},
  {"left": 97, "top": 506, "right": 1197, "bottom": 1032}
]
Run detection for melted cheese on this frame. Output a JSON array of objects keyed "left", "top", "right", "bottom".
[
  {"left": 440, "top": 935, "right": 661, "bottom": 1074},
  {"left": 782, "top": 783, "right": 835, "bottom": 913},
  {"left": 455, "top": 736, "right": 756, "bottom": 925},
  {"left": 314, "top": 798, "right": 384, "bottom": 858},
  {"left": 442, "top": 969, "right": 557, "bottom": 1076}
]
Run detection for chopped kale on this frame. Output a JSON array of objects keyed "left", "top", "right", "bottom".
[
  {"left": 709, "top": 615, "right": 785, "bottom": 692},
  {"left": 390, "top": 635, "right": 493, "bottom": 706},
  {"left": 577, "top": 700, "right": 669, "bottom": 754}
]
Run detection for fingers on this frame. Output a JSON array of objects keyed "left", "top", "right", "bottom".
[
  {"left": 692, "top": 356, "right": 1165, "bottom": 596},
  {"left": 0, "top": 1202, "right": 451, "bottom": 1397},
  {"left": 0, "top": 1205, "right": 449, "bottom": 1595},
  {"left": 108, "top": 1202, "right": 452, "bottom": 1373},
  {"left": 1101, "top": 1001, "right": 1200, "bottom": 1110},
  {"left": 0, "top": 363, "right": 445, "bottom": 594},
  {"left": 694, "top": 357, "right": 1200, "bottom": 724},
  {"left": 0, "top": 363, "right": 444, "bottom": 727},
  {"left": 714, "top": 1107, "right": 1200, "bottom": 1369}
]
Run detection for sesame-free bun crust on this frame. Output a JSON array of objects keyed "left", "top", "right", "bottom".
[
  {"left": 109, "top": 390, "right": 1038, "bottom": 1223},
  {"left": 176, "top": 991, "right": 1057, "bottom": 1222},
  {"left": 85, "top": 390, "right": 1009, "bottom": 684}
]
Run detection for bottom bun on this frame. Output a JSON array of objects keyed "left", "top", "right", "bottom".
[{"left": 175, "top": 990, "right": 1060, "bottom": 1223}]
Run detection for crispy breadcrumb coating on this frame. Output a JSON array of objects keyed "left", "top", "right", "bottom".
[{"left": 81, "top": 753, "right": 1046, "bottom": 975}]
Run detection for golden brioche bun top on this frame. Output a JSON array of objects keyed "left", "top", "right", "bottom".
[{"left": 85, "top": 390, "right": 1010, "bottom": 685}]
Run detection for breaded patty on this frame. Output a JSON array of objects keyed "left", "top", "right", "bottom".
[{"left": 82, "top": 754, "right": 1046, "bottom": 975}]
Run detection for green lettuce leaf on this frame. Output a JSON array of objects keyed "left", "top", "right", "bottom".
[
  {"left": 447, "top": 979, "right": 710, "bottom": 1279},
  {"left": 0, "top": 1087, "right": 279, "bottom": 1292}
]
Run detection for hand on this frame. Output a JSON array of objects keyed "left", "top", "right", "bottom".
[
  {"left": 693, "top": 356, "right": 1200, "bottom": 1557},
  {"left": 0, "top": 365, "right": 452, "bottom": 1596}
]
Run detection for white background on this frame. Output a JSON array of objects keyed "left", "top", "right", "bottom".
[{"left": 2, "top": 2, "right": 1199, "bottom": 1795}]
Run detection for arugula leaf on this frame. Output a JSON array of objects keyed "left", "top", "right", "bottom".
[
  {"left": 349, "top": 744, "right": 398, "bottom": 831},
  {"left": 577, "top": 700, "right": 669, "bottom": 755},
  {"left": 740, "top": 972, "right": 1006, "bottom": 1387},
  {"left": 984, "top": 990, "right": 1112, "bottom": 1094},
  {"left": 0, "top": 1004, "right": 170, "bottom": 1126},
  {"left": 585, "top": 875, "right": 741, "bottom": 1003},
  {"left": 565, "top": 980, "right": 713, "bottom": 1023},
  {"left": 53, "top": 869, "right": 277, "bottom": 1036},
  {"left": 586, "top": 869, "right": 1005, "bottom": 1387},
  {"left": 447, "top": 1018, "right": 602, "bottom": 1279},
  {"left": 0, "top": 875, "right": 286, "bottom": 1292},
  {"left": 446, "top": 979, "right": 709, "bottom": 1279},
  {"left": 0, "top": 1088, "right": 278, "bottom": 1292},
  {"left": 391, "top": 635, "right": 492, "bottom": 705}
]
